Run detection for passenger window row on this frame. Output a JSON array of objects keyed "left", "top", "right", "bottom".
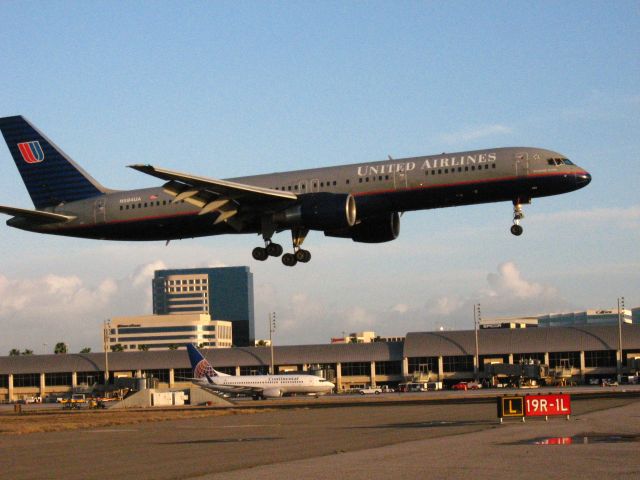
[
  {"left": 426, "top": 164, "right": 495, "bottom": 176},
  {"left": 119, "top": 200, "right": 185, "bottom": 210},
  {"left": 274, "top": 180, "right": 339, "bottom": 191},
  {"left": 359, "top": 175, "right": 390, "bottom": 184}
]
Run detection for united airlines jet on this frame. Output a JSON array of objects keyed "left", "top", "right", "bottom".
[
  {"left": 186, "top": 344, "right": 334, "bottom": 399},
  {"left": 0, "top": 116, "right": 591, "bottom": 266}
]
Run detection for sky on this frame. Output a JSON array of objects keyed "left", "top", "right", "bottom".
[{"left": 0, "top": 2, "right": 638, "bottom": 354}]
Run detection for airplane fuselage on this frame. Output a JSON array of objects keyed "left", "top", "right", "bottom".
[
  {"left": 8, "top": 146, "right": 591, "bottom": 241},
  {"left": 195, "top": 374, "right": 335, "bottom": 398}
]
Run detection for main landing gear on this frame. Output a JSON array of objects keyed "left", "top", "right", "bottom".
[
  {"left": 252, "top": 241, "right": 283, "bottom": 261},
  {"left": 252, "top": 227, "right": 311, "bottom": 267},
  {"left": 510, "top": 199, "right": 528, "bottom": 236}
]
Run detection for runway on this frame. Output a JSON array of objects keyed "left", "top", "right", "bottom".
[{"left": 1, "top": 395, "right": 638, "bottom": 479}]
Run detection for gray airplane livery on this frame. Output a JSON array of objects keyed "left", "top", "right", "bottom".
[{"left": 0, "top": 116, "right": 591, "bottom": 266}]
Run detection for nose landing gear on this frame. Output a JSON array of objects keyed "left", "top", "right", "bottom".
[{"left": 510, "top": 200, "right": 527, "bottom": 236}]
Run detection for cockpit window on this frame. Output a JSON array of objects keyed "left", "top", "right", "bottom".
[{"left": 547, "top": 157, "right": 573, "bottom": 166}]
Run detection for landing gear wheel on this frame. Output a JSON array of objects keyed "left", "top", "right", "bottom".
[
  {"left": 252, "top": 247, "right": 268, "bottom": 261},
  {"left": 510, "top": 199, "right": 528, "bottom": 237},
  {"left": 266, "top": 242, "right": 283, "bottom": 257},
  {"left": 282, "top": 253, "right": 298, "bottom": 267},
  {"left": 295, "top": 249, "right": 311, "bottom": 263}
]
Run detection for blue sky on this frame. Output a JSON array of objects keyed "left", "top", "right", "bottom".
[{"left": 0, "top": 2, "right": 638, "bottom": 353}]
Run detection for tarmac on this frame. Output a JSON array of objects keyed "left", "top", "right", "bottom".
[
  {"left": 0, "top": 394, "right": 638, "bottom": 479},
  {"left": 204, "top": 397, "right": 640, "bottom": 480}
]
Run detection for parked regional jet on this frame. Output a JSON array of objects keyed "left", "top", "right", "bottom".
[
  {"left": 186, "top": 343, "right": 334, "bottom": 399},
  {"left": 0, "top": 116, "right": 591, "bottom": 266}
]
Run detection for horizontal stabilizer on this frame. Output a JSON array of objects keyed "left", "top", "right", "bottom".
[{"left": 0, "top": 205, "right": 76, "bottom": 224}]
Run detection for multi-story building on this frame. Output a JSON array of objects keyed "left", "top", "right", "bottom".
[
  {"left": 480, "top": 316, "right": 539, "bottom": 329},
  {"left": 108, "top": 314, "right": 232, "bottom": 351},
  {"left": 152, "top": 267, "right": 254, "bottom": 346},
  {"left": 538, "top": 309, "right": 633, "bottom": 327},
  {"left": 330, "top": 331, "right": 405, "bottom": 343}
]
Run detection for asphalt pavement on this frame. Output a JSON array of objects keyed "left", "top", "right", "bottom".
[{"left": 0, "top": 394, "right": 638, "bottom": 479}]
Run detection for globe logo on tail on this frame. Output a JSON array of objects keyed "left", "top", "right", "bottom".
[
  {"left": 194, "top": 359, "right": 216, "bottom": 378},
  {"left": 17, "top": 141, "right": 45, "bottom": 164}
]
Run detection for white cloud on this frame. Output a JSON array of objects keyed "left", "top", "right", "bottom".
[
  {"left": 0, "top": 260, "right": 172, "bottom": 354},
  {"left": 344, "top": 306, "right": 376, "bottom": 329},
  {"left": 392, "top": 303, "right": 409, "bottom": 314},
  {"left": 485, "top": 262, "right": 553, "bottom": 299},
  {"left": 427, "top": 295, "right": 464, "bottom": 316},
  {"left": 423, "top": 262, "right": 569, "bottom": 327},
  {"left": 440, "top": 124, "right": 513, "bottom": 144}
]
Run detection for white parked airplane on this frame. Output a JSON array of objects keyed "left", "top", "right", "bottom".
[{"left": 187, "top": 343, "right": 335, "bottom": 400}]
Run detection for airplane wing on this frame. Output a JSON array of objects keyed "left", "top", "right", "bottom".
[
  {"left": 129, "top": 164, "right": 297, "bottom": 227},
  {"left": 202, "top": 383, "right": 263, "bottom": 395},
  {"left": 0, "top": 205, "right": 76, "bottom": 224}
]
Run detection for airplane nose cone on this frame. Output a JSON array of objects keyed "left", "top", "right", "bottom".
[{"left": 575, "top": 172, "right": 591, "bottom": 187}]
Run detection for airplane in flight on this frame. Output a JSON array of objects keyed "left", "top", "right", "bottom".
[
  {"left": 186, "top": 343, "right": 335, "bottom": 399},
  {"left": 0, "top": 116, "right": 591, "bottom": 266}
]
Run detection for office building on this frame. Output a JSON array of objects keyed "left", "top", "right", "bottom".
[
  {"left": 108, "top": 314, "right": 232, "bottom": 351},
  {"left": 538, "top": 309, "right": 633, "bottom": 327},
  {"left": 152, "top": 267, "right": 254, "bottom": 346}
]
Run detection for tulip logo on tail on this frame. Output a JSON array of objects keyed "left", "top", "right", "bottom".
[
  {"left": 194, "top": 359, "right": 216, "bottom": 378},
  {"left": 18, "top": 141, "right": 45, "bottom": 164}
]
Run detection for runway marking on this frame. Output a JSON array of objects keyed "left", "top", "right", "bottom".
[
  {"left": 84, "top": 429, "right": 139, "bottom": 433},
  {"left": 220, "top": 424, "right": 278, "bottom": 428},
  {"left": 175, "top": 424, "right": 276, "bottom": 429}
]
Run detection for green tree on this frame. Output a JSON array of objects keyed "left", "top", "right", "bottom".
[
  {"left": 137, "top": 344, "right": 149, "bottom": 351},
  {"left": 9, "top": 349, "right": 20, "bottom": 356},
  {"left": 110, "top": 344, "right": 124, "bottom": 352},
  {"left": 22, "top": 349, "right": 33, "bottom": 355},
  {"left": 79, "top": 347, "right": 91, "bottom": 353},
  {"left": 54, "top": 342, "right": 68, "bottom": 354}
]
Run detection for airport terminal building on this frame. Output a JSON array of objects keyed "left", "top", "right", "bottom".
[{"left": 1, "top": 324, "right": 639, "bottom": 402}]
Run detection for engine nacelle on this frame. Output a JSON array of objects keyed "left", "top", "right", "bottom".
[
  {"left": 273, "top": 193, "right": 357, "bottom": 231},
  {"left": 325, "top": 211, "right": 400, "bottom": 243},
  {"left": 262, "top": 388, "right": 283, "bottom": 398}
]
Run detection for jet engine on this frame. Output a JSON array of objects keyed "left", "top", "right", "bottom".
[
  {"left": 325, "top": 211, "right": 400, "bottom": 243},
  {"left": 262, "top": 388, "right": 283, "bottom": 398},
  {"left": 274, "top": 193, "right": 357, "bottom": 230}
]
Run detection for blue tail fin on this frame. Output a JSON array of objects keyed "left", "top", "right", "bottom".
[
  {"left": 187, "top": 343, "right": 216, "bottom": 379},
  {"left": 0, "top": 116, "right": 109, "bottom": 209}
]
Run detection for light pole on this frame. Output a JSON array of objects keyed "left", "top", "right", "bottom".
[
  {"left": 103, "top": 320, "right": 111, "bottom": 385},
  {"left": 474, "top": 304, "right": 481, "bottom": 381},
  {"left": 269, "top": 312, "right": 276, "bottom": 375},
  {"left": 617, "top": 297, "right": 625, "bottom": 383}
]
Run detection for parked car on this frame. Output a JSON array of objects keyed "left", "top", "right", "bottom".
[
  {"left": 359, "top": 387, "right": 382, "bottom": 395},
  {"left": 358, "top": 385, "right": 394, "bottom": 395},
  {"left": 452, "top": 381, "right": 482, "bottom": 391}
]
